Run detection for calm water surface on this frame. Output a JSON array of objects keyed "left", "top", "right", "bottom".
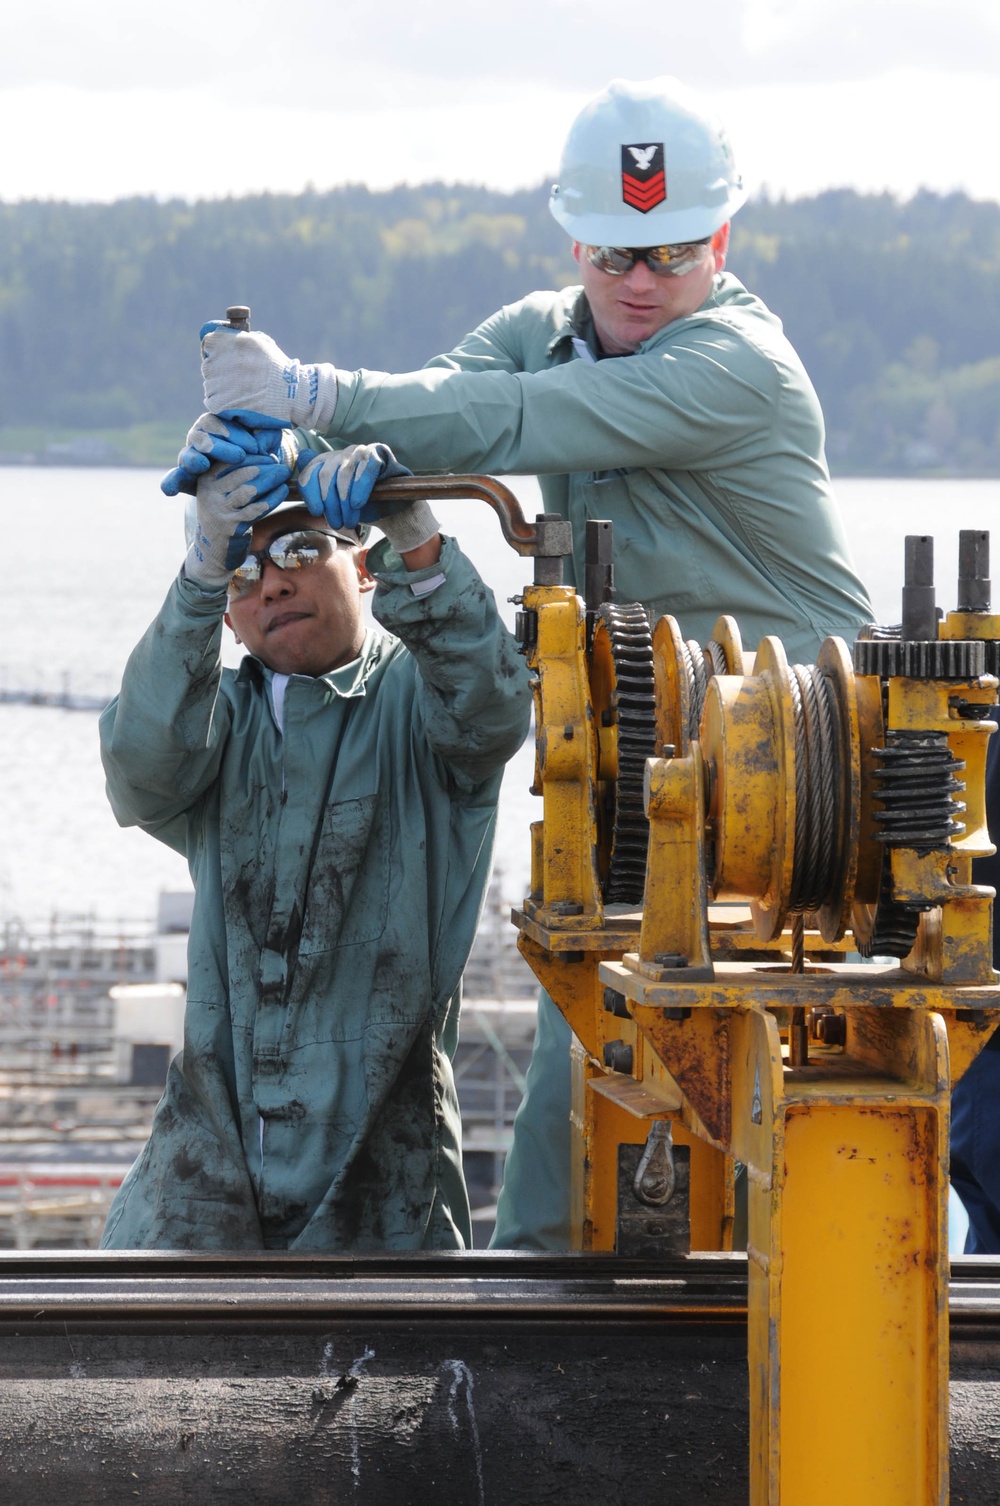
[{"left": 0, "top": 467, "right": 996, "bottom": 923}]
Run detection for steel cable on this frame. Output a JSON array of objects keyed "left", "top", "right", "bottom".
[{"left": 788, "top": 665, "right": 844, "bottom": 914}]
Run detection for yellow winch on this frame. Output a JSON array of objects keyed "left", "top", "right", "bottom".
[{"left": 512, "top": 518, "right": 1000, "bottom": 1506}]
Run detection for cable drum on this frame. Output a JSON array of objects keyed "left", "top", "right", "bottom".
[
  {"left": 681, "top": 639, "right": 709, "bottom": 742},
  {"left": 704, "top": 640, "right": 729, "bottom": 678},
  {"left": 788, "top": 664, "right": 846, "bottom": 915}
]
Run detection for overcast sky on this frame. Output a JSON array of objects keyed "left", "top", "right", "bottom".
[{"left": 0, "top": 0, "right": 997, "bottom": 204}]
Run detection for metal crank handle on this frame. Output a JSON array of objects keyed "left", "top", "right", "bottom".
[
  {"left": 366, "top": 475, "right": 541, "bottom": 556},
  {"left": 216, "top": 315, "right": 535, "bottom": 556}
]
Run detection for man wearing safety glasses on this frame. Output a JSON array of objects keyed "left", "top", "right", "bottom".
[
  {"left": 173, "top": 76, "right": 875, "bottom": 1251},
  {"left": 98, "top": 454, "right": 531, "bottom": 1251}
]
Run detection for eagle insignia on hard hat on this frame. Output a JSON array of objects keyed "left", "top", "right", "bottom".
[{"left": 621, "top": 143, "right": 666, "bottom": 213}]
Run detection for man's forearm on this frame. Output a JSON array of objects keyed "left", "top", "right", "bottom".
[{"left": 368, "top": 535, "right": 531, "bottom": 783}]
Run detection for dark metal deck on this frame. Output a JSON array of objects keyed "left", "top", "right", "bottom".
[{"left": 0, "top": 1251, "right": 995, "bottom": 1503}]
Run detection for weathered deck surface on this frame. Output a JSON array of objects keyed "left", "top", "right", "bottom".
[{"left": 0, "top": 1253, "right": 995, "bottom": 1503}]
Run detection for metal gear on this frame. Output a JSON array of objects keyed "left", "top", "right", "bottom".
[
  {"left": 590, "top": 603, "right": 657, "bottom": 904},
  {"left": 854, "top": 852, "right": 924, "bottom": 960},
  {"left": 852, "top": 636, "right": 985, "bottom": 680}
]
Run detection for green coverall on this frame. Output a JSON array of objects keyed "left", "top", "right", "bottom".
[
  {"left": 301, "top": 273, "right": 875, "bottom": 1248},
  {"left": 99, "top": 536, "right": 531, "bottom": 1250}
]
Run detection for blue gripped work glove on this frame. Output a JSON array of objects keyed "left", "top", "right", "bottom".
[
  {"left": 200, "top": 321, "right": 340, "bottom": 431},
  {"left": 160, "top": 412, "right": 292, "bottom": 497},
  {"left": 296, "top": 445, "right": 438, "bottom": 555},
  {"left": 183, "top": 458, "right": 292, "bottom": 591},
  {"left": 297, "top": 444, "right": 412, "bottom": 526}
]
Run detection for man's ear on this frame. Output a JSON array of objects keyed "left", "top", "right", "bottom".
[
  {"left": 571, "top": 240, "right": 583, "bottom": 266},
  {"left": 712, "top": 222, "right": 731, "bottom": 271},
  {"left": 223, "top": 611, "right": 242, "bottom": 644},
  {"left": 356, "top": 548, "right": 376, "bottom": 594}
]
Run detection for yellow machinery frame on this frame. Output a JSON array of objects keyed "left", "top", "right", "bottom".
[{"left": 512, "top": 550, "right": 1000, "bottom": 1505}]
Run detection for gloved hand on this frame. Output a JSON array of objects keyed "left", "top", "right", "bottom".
[
  {"left": 296, "top": 443, "right": 413, "bottom": 529},
  {"left": 183, "top": 457, "right": 292, "bottom": 591},
  {"left": 298, "top": 444, "right": 440, "bottom": 555},
  {"left": 200, "top": 321, "right": 340, "bottom": 431},
  {"left": 161, "top": 413, "right": 294, "bottom": 497}
]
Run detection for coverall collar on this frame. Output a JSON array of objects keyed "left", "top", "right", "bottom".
[
  {"left": 237, "top": 626, "right": 385, "bottom": 700},
  {"left": 548, "top": 276, "right": 726, "bottom": 361}
]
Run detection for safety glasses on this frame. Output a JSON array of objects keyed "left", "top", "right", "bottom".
[
  {"left": 229, "top": 528, "right": 353, "bottom": 597},
  {"left": 584, "top": 239, "right": 711, "bottom": 278}
]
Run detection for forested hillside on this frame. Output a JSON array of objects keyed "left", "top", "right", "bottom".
[{"left": 0, "top": 183, "right": 997, "bottom": 473}]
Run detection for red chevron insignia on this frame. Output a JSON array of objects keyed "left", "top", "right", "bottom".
[{"left": 622, "top": 170, "right": 666, "bottom": 213}]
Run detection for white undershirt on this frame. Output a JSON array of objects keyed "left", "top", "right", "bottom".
[{"left": 269, "top": 672, "right": 290, "bottom": 733}]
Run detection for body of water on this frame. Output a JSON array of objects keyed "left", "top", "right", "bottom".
[{"left": 0, "top": 466, "right": 996, "bottom": 924}]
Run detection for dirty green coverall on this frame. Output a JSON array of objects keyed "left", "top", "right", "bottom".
[
  {"left": 300, "top": 272, "right": 875, "bottom": 1248},
  {"left": 99, "top": 536, "right": 531, "bottom": 1251}
]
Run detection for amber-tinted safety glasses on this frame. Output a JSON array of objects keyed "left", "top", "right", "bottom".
[{"left": 584, "top": 239, "right": 711, "bottom": 277}]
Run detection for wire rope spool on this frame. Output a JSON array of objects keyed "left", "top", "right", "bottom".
[
  {"left": 590, "top": 603, "right": 657, "bottom": 903},
  {"left": 700, "top": 636, "right": 870, "bottom": 943},
  {"left": 705, "top": 616, "right": 749, "bottom": 679},
  {"left": 653, "top": 615, "right": 747, "bottom": 757}
]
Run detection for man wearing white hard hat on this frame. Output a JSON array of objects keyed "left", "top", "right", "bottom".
[{"left": 175, "top": 76, "right": 874, "bottom": 1249}]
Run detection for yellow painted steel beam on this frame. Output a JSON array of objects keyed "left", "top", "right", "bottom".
[{"left": 737, "top": 1005, "right": 950, "bottom": 1506}]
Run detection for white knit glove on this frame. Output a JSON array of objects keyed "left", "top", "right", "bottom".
[
  {"left": 377, "top": 501, "right": 441, "bottom": 556},
  {"left": 183, "top": 459, "right": 290, "bottom": 591},
  {"left": 200, "top": 320, "right": 340, "bottom": 431}
]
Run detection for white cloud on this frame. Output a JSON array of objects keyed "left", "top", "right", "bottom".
[
  {"left": 2, "top": 0, "right": 998, "bottom": 97},
  {"left": 0, "top": 82, "right": 578, "bottom": 202},
  {"left": 0, "top": 2, "right": 996, "bottom": 205},
  {"left": 720, "top": 68, "right": 1000, "bottom": 202},
  {"left": 0, "top": 66, "right": 996, "bottom": 207}
]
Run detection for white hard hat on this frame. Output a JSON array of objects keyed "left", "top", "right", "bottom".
[
  {"left": 183, "top": 492, "right": 367, "bottom": 551},
  {"left": 549, "top": 76, "right": 746, "bottom": 247}
]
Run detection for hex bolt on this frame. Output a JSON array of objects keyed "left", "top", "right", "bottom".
[
  {"left": 603, "top": 1040, "right": 634, "bottom": 1074},
  {"left": 603, "top": 987, "right": 630, "bottom": 1018},
  {"left": 813, "top": 1010, "right": 847, "bottom": 1046}
]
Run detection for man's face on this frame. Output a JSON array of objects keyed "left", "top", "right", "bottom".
[
  {"left": 224, "top": 507, "right": 373, "bottom": 677},
  {"left": 572, "top": 225, "right": 730, "bottom": 355}
]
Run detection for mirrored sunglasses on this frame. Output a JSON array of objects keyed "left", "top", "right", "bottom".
[
  {"left": 585, "top": 240, "right": 711, "bottom": 278},
  {"left": 229, "top": 528, "right": 354, "bottom": 597}
]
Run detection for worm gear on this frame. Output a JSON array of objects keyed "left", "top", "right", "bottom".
[
  {"left": 590, "top": 603, "right": 657, "bottom": 903},
  {"left": 854, "top": 853, "right": 924, "bottom": 960}
]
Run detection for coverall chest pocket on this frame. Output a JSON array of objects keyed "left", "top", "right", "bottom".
[
  {"left": 578, "top": 472, "right": 711, "bottom": 615},
  {"left": 299, "top": 792, "right": 390, "bottom": 954}
]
